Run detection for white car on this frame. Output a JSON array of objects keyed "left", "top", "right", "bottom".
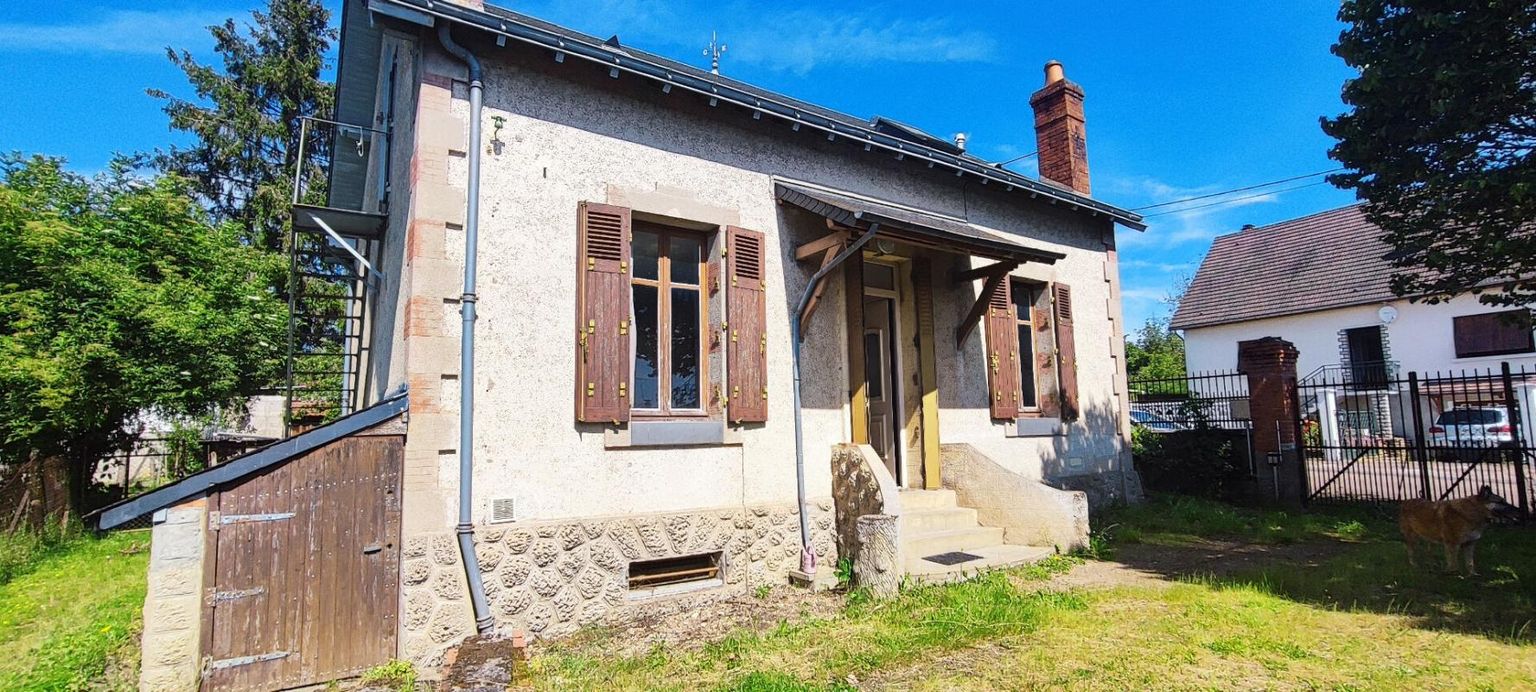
[{"left": 1427, "top": 407, "right": 1514, "bottom": 458}]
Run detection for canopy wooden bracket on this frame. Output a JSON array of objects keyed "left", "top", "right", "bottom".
[
  {"left": 799, "top": 244, "right": 845, "bottom": 326},
  {"left": 950, "top": 260, "right": 1018, "bottom": 285},
  {"left": 954, "top": 262, "right": 1016, "bottom": 349},
  {"left": 795, "top": 228, "right": 850, "bottom": 261}
]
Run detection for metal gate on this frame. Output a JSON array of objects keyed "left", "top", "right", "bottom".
[
  {"left": 1298, "top": 361, "right": 1532, "bottom": 515},
  {"left": 204, "top": 433, "right": 402, "bottom": 691}
]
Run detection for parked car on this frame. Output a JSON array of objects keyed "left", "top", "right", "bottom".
[
  {"left": 1428, "top": 406, "right": 1515, "bottom": 461},
  {"left": 1130, "top": 409, "right": 1188, "bottom": 433}
]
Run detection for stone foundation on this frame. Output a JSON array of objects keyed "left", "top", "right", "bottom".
[{"left": 399, "top": 500, "right": 837, "bottom": 668}]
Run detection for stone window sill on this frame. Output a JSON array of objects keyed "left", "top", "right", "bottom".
[
  {"left": 1009, "top": 417, "right": 1064, "bottom": 438},
  {"left": 625, "top": 577, "right": 725, "bottom": 601},
  {"left": 604, "top": 420, "right": 743, "bottom": 448}
]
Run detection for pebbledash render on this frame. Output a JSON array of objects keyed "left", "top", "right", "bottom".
[{"left": 109, "top": 0, "right": 1151, "bottom": 686}]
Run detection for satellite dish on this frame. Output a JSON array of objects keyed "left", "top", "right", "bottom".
[{"left": 1378, "top": 305, "right": 1398, "bottom": 324}]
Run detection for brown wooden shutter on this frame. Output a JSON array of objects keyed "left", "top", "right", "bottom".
[
  {"left": 726, "top": 226, "right": 768, "bottom": 422},
  {"left": 985, "top": 279, "right": 1020, "bottom": 419},
  {"left": 574, "top": 202, "right": 632, "bottom": 424},
  {"left": 1053, "top": 283, "right": 1079, "bottom": 421}
]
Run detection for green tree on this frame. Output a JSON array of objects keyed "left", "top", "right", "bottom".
[
  {"left": 0, "top": 155, "right": 288, "bottom": 513},
  {"left": 150, "top": 0, "right": 336, "bottom": 251},
  {"left": 1125, "top": 317, "right": 1186, "bottom": 381},
  {"left": 1323, "top": 0, "right": 1536, "bottom": 304}
]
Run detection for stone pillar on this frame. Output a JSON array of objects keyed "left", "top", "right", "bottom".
[
  {"left": 1238, "top": 337, "right": 1306, "bottom": 506},
  {"left": 853, "top": 514, "right": 901, "bottom": 599},
  {"left": 138, "top": 499, "right": 208, "bottom": 692}
]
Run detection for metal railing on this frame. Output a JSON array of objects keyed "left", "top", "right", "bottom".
[{"left": 292, "top": 116, "right": 391, "bottom": 215}]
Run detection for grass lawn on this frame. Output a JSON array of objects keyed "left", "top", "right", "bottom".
[
  {"left": 0, "top": 530, "right": 149, "bottom": 691},
  {"left": 522, "top": 496, "right": 1536, "bottom": 691}
]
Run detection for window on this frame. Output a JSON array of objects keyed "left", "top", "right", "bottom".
[
  {"left": 631, "top": 223, "right": 707, "bottom": 414},
  {"left": 1012, "top": 282, "right": 1040, "bottom": 410},
  {"left": 1453, "top": 309, "right": 1535, "bottom": 358},
  {"left": 1342, "top": 326, "right": 1389, "bottom": 388},
  {"left": 627, "top": 552, "right": 722, "bottom": 592}
]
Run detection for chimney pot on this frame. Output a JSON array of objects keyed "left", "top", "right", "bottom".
[
  {"left": 1044, "top": 60, "right": 1064, "bottom": 86},
  {"left": 953, "top": 132, "right": 968, "bottom": 151}
]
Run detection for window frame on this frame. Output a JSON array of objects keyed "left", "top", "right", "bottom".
[
  {"left": 1012, "top": 279, "right": 1044, "bottom": 416},
  {"left": 1453, "top": 308, "right": 1536, "bottom": 358},
  {"left": 629, "top": 222, "right": 710, "bottom": 418}
]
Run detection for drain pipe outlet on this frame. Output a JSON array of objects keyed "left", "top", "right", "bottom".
[
  {"left": 790, "top": 223, "right": 879, "bottom": 575},
  {"left": 438, "top": 23, "right": 494, "bottom": 635}
]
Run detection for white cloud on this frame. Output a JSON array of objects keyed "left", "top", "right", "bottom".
[
  {"left": 529, "top": 1, "right": 997, "bottom": 74},
  {"left": 0, "top": 9, "right": 226, "bottom": 55}
]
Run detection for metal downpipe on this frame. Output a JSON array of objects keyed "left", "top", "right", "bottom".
[
  {"left": 790, "top": 223, "right": 879, "bottom": 574},
  {"left": 438, "top": 23, "right": 494, "bottom": 635}
]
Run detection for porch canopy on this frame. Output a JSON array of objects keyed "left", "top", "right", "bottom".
[{"left": 774, "top": 181, "right": 1068, "bottom": 266}]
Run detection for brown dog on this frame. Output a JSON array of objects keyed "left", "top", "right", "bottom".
[{"left": 1400, "top": 486, "right": 1521, "bottom": 576}]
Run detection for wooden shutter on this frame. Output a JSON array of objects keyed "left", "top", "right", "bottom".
[
  {"left": 574, "top": 202, "right": 632, "bottom": 424},
  {"left": 985, "top": 279, "right": 1020, "bottom": 419},
  {"left": 1453, "top": 309, "right": 1535, "bottom": 357},
  {"left": 726, "top": 226, "right": 768, "bottom": 422},
  {"left": 1053, "top": 283, "right": 1079, "bottom": 421}
]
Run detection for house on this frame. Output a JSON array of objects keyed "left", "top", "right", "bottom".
[
  {"left": 1174, "top": 204, "right": 1536, "bottom": 448},
  {"left": 94, "top": 1, "right": 1149, "bottom": 688}
]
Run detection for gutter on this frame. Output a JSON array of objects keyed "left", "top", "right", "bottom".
[
  {"left": 437, "top": 23, "right": 495, "bottom": 635},
  {"left": 790, "top": 223, "right": 880, "bottom": 574}
]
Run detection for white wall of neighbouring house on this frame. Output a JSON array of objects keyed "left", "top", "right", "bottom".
[{"left": 1183, "top": 292, "right": 1536, "bottom": 379}]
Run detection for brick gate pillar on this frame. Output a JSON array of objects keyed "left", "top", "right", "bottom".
[{"left": 1238, "top": 337, "right": 1306, "bottom": 506}]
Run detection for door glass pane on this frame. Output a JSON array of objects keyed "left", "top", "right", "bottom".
[
  {"left": 1018, "top": 325, "right": 1038, "bottom": 408},
  {"left": 633, "top": 284, "right": 659, "bottom": 408},
  {"left": 863, "top": 331, "right": 884, "bottom": 400},
  {"left": 633, "top": 230, "right": 660, "bottom": 281},
  {"left": 670, "top": 287, "right": 701, "bottom": 409},
  {"left": 865, "top": 263, "right": 896, "bottom": 291},
  {"left": 668, "top": 236, "right": 701, "bottom": 285}
]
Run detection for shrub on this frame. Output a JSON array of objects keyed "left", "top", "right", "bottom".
[{"left": 1133, "top": 427, "right": 1249, "bottom": 500}]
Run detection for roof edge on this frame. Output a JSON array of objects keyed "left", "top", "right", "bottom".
[
  {"left": 91, "top": 390, "right": 409, "bottom": 531},
  {"left": 367, "top": 0, "right": 1147, "bottom": 231}
]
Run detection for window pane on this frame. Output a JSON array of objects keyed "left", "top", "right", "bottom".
[
  {"left": 670, "top": 287, "right": 701, "bottom": 408},
  {"left": 865, "top": 263, "right": 895, "bottom": 291},
  {"left": 668, "top": 236, "right": 701, "bottom": 285},
  {"left": 633, "top": 230, "right": 660, "bottom": 281},
  {"left": 863, "top": 332, "right": 884, "bottom": 400},
  {"left": 1018, "top": 325, "right": 1038, "bottom": 408},
  {"left": 633, "top": 284, "right": 659, "bottom": 409},
  {"left": 1012, "top": 284, "right": 1034, "bottom": 323}
]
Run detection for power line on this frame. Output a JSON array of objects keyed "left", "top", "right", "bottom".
[
  {"left": 1141, "top": 179, "right": 1334, "bottom": 218},
  {"left": 1131, "top": 168, "right": 1343, "bottom": 212}
]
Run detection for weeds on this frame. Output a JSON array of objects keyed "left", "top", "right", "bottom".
[{"left": 359, "top": 659, "right": 418, "bottom": 691}]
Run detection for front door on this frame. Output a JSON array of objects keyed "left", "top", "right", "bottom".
[{"left": 863, "top": 295, "right": 899, "bottom": 477}]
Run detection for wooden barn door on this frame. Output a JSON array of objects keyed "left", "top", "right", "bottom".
[{"left": 204, "top": 433, "right": 403, "bottom": 691}]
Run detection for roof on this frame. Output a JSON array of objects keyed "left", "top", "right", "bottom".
[
  {"left": 775, "top": 181, "right": 1066, "bottom": 264},
  {"left": 90, "top": 390, "right": 409, "bottom": 531},
  {"left": 364, "top": 0, "right": 1145, "bottom": 231},
  {"left": 1171, "top": 205, "right": 1399, "bottom": 330}
]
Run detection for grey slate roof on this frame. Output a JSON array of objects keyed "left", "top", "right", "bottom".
[
  {"left": 1171, "top": 205, "right": 1400, "bottom": 330},
  {"left": 367, "top": 0, "right": 1145, "bottom": 231},
  {"left": 775, "top": 182, "right": 1066, "bottom": 264}
]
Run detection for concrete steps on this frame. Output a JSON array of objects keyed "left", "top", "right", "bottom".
[{"left": 896, "top": 489, "right": 1050, "bottom": 584}]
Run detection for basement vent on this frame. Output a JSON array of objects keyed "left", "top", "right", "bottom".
[
  {"left": 627, "top": 552, "right": 722, "bottom": 591},
  {"left": 489, "top": 498, "right": 516, "bottom": 524}
]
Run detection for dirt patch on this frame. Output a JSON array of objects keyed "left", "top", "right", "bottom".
[
  {"left": 1043, "top": 539, "right": 1361, "bottom": 592},
  {"left": 438, "top": 585, "right": 844, "bottom": 691}
]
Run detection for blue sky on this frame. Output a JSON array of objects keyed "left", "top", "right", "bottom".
[{"left": 0, "top": 1, "right": 1358, "bottom": 330}]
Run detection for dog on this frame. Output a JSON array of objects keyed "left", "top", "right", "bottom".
[{"left": 1400, "top": 485, "right": 1522, "bottom": 576}]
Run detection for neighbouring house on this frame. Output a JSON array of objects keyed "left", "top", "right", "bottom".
[
  {"left": 92, "top": 1, "right": 1149, "bottom": 688},
  {"left": 1174, "top": 204, "right": 1536, "bottom": 449}
]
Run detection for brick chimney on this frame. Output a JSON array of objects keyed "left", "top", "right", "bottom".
[{"left": 1029, "top": 61, "right": 1090, "bottom": 195}]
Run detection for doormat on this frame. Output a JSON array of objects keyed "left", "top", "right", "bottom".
[{"left": 921, "top": 551, "right": 983, "bottom": 566}]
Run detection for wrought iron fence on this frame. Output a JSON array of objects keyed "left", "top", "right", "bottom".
[
  {"left": 1298, "top": 362, "right": 1533, "bottom": 514},
  {"left": 1129, "top": 370, "right": 1256, "bottom": 496}
]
